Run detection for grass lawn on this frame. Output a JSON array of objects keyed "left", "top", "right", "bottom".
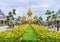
[{"left": 21, "top": 25, "right": 39, "bottom": 42}]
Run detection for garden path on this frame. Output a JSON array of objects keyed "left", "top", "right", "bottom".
[{"left": 22, "top": 25, "right": 39, "bottom": 41}]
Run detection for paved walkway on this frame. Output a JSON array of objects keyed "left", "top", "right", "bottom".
[
  {"left": 0, "top": 26, "right": 8, "bottom": 31},
  {"left": 48, "top": 27, "right": 60, "bottom": 31}
]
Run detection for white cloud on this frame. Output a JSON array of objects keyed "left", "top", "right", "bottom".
[
  {"left": 0, "top": 0, "right": 60, "bottom": 21},
  {"left": 56, "top": 4, "right": 60, "bottom": 8},
  {"left": 39, "top": 3, "right": 51, "bottom": 8},
  {"left": 15, "top": 7, "right": 28, "bottom": 17}
]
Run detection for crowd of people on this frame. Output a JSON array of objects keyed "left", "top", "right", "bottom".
[{"left": 49, "top": 24, "right": 60, "bottom": 31}]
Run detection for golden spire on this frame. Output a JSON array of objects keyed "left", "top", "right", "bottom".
[
  {"left": 22, "top": 15, "right": 26, "bottom": 20},
  {"left": 27, "top": 8, "right": 32, "bottom": 17},
  {"left": 34, "top": 15, "right": 37, "bottom": 19}
]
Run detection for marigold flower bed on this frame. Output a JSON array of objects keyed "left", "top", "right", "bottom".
[
  {"left": 0, "top": 24, "right": 60, "bottom": 42},
  {"left": 32, "top": 24, "right": 60, "bottom": 42},
  {"left": 0, "top": 24, "right": 28, "bottom": 42}
]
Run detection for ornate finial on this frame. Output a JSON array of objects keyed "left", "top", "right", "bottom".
[
  {"left": 22, "top": 14, "right": 26, "bottom": 19},
  {"left": 27, "top": 8, "right": 32, "bottom": 17},
  {"left": 34, "top": 15, "right": 37, "bottom": 19}
]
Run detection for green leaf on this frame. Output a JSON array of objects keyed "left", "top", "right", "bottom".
[
  {"left": 47, "top": 16, "right": 51, "bottom": 19},
  {"left": 13, "top": 9, "right": 16, "bottom": 15},
  {"left": 52, "top": 14, "right": 56, "bottom": 19}
]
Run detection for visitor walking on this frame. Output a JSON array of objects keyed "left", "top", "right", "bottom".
[{"left": 57, "top": 24, "right": 59, "bottom": 31}]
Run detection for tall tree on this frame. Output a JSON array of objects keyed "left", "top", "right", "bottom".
[
  {"left": 46, "top": 10, "right": 56, "bottom": 26},
  {"left": 46, "top": 10, "right": 54, "bottom": 21},
  {"left": 6, "top": 9, "right": 16, "bottom": 28},
  {"left": 39, "top": 16, "right": 43, "bottom": 25},
  {"left": 39, "top": 16, "right": 43, "bottom": 21},
  {"left": 13, "top": 9, "right": 16, "bottom": 15},
  {"left": 16, "top": 16, "right": 21, "bottom": 25}
]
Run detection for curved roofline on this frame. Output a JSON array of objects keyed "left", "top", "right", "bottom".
[{"left": 56, "top": 9, "right": 60, "bottom": 14}]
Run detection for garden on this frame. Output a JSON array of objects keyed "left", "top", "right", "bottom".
[
  {"left": 0, "top": 24, "right": 60, "bottom": 42},
  {"left": 0, "top": 7, "right": 59, "bottom": 42},
  {"left": 1, "top": 0, "right": 60, "bottom": 42}
]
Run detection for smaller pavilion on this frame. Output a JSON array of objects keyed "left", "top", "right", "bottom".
[{"left": 0, "top": 9, "right": 6, "bottom": 25}]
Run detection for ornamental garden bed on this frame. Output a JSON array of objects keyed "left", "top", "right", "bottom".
[{"left": 0, "top": 24, "right": 60, "bottom": 42}]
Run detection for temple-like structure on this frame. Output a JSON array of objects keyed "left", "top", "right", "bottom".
[
  {"left": 22, "top": 15, "right": 26, "bottom": 20},
  {"left": 27, "top": 8, "right": 32, "bottom": 17},
  {"left": 27, "top": 9, "right": 33, "bottom": 24},
  {"left": 56, "top": 10, "right": 60, "bottom": 24},
  {"left": 21, "top": 8, "right": 38, "bottom": 24},
  {"left": 0, "top": 9, "right": 6, "bottom": 25}
]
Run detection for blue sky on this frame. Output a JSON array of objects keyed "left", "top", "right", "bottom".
[{"left": 0, "top": 0, "right": 60, "bottom": 20}]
